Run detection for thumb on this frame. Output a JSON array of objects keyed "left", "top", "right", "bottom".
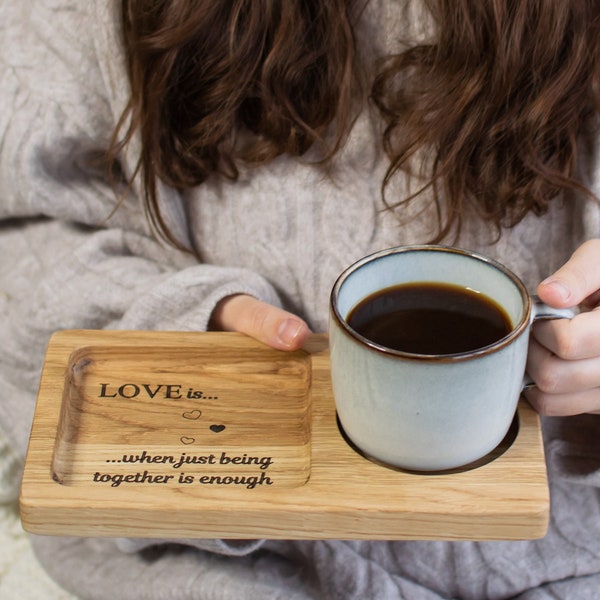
[
  {"left": 210, "top": 294, "right": 311, "bottom": 351},
  {"left": 537, "top": 240, "right": 600, "bottom": 308}
]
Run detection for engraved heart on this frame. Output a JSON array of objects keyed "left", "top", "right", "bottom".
[
  {"left": 182, "top": 409, "right": 202, "bottom": 420},
  {"left": 180, "top": 436, "right": 195, "bottom": 445},
  {"left": 210, "top": 424, "right": 226, "bottom": 433}
]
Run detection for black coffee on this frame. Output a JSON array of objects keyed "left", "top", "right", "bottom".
[{"left": 347, "top": 282, "right": 512, "bottom": 355}]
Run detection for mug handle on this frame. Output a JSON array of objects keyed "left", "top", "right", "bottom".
[
  {"left": 522, "top": 295, "right": 578, "bottom": 389},
  {"left": 530, "top": 294, "right": 577, "bottom": 321}
]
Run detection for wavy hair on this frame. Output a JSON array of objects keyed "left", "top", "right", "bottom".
[
  {"left": 109, "top": 0, "right": 600, "bottom": 246},
  {"left": 110, "top": 0, "right": 362, "bottom": 248},
  {"left": 372, "top": 0, "right": 600, "bottom": 239}
]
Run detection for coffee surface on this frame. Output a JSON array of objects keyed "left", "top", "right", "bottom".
[{"left": 347, "top": 282, "right": 512, "bottom": 355}]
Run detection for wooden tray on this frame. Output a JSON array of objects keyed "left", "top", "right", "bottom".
[{"left": 20, "top": 330, "right": 549, "bottom": 540}]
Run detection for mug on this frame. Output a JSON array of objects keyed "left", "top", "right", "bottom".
[{"left": 329, "top": 245, "right": 574, "bottom": 471}]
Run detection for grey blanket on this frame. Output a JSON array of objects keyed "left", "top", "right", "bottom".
[{"left": 2, "top": 1, "right": 600, "bottom": 599}]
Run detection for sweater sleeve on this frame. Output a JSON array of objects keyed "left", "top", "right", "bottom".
[{"left": 0, "top": 1, "right": 282, "bottom": 461}]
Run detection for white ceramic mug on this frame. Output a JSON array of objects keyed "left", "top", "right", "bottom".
[{"left": 329, "top": 245, "right": 574, "bottom": 471}]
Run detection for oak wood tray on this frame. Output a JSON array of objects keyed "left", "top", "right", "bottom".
[{"left": 20, "top": 330, "right": 549, "bottom": 540}]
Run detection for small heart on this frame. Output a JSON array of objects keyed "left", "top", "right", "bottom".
[
  {"left": 180, "top": 436, "right": 195, "bottom": 445},
  {"left": 182, "top": 409, "right": 202, "bottom": 420},
  {"left": 210, "top": 424, "right": 226, "bottom": 433}
]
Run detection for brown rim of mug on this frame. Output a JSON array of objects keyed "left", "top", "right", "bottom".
[{"left": 330, "top": 245, "right": 532, "bottom": 363}]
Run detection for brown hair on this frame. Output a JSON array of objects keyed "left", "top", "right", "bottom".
[
  {"left": 110, "top": 0, "right": 600, "bottom": 246},
  {"left": 372, "top": 0, "right": 600, "bottom": 240},
  {"left": 111, "top": 0, "right": 363, "bottom": 248}
]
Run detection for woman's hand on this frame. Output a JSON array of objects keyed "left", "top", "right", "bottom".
[
  {"left": 525, "top": 239, "right": 600, "bottom": 416},
  {"left": 209, "top": 294, "right": 311, "bottom": 351}
]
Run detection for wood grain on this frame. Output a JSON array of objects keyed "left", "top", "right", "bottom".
[{"left": 20, "top": 330, "right": 549, "bottom": 540}]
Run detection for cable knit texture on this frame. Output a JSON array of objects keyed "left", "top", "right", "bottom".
[{"left": 1, "top": 1, "right": 600, "bottom": 599}]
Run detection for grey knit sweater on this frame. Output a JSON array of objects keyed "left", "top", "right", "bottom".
[{"left": 2, "top": 1, "right": 600, "bottom": 598}]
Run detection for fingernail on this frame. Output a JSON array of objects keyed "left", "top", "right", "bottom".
[
  {"left": 541, "top": 278, "right": 571, "bottom": 302},
  {"left": 277, "top": 318, "right": 304, "bottom": 347}
]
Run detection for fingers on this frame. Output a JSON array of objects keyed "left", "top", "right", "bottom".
[
  {"left": 524, "top": 336, "right": 600, "bottom": 415},
  {"left": 525, "top": 240, "right": 600, "bottom": 415},
  {"left": 537, "top": 239, "right": 600, "bottom": 308},
  {"left": 210, "top": 294, "right": 311, "bottom": 351},
  {"left": 524, "top": 386, "right": 600, "bottom": 417},
  {"left": 526, "top": 337, "right": 600, "bottom": 395},
  {"left": 532, "top": 309, "right": 600, "bottom": 360}
]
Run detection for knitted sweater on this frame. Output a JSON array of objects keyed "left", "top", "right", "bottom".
[{"left": 1, "top": 1, "right": 600, "bottom": 598}]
